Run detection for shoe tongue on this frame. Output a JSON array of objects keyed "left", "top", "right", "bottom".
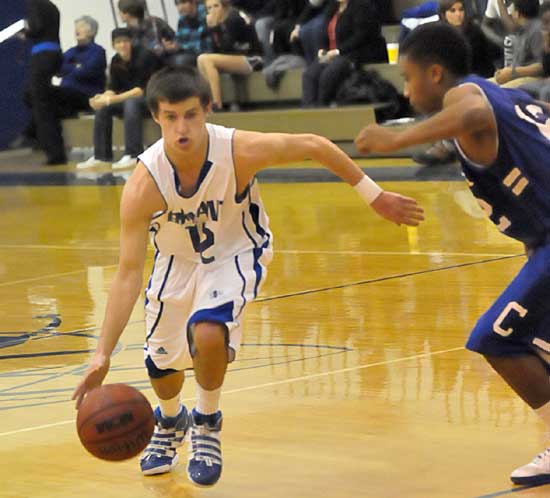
[{"left": 194, "top": 410, "right": 221, "bottom": 427}]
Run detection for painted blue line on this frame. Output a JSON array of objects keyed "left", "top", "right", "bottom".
[{"left": 474, "top": 483, "right": 550, "bottom": 497}]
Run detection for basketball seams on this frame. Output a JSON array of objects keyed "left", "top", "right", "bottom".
[{"left": 76, "top": 396, "right": 151, "bottom": 432}]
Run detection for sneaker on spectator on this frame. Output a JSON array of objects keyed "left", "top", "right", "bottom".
[
  {"left": 76, "top": 156, "right": 111, "bottom": 169},
  {"left": 112, "top": 155, "right": 138, "bottom": 169}
]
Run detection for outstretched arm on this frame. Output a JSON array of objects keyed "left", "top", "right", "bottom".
[
  {"left": 72, "top": 164, "right": 163, "bottom": 408},
  {"left": 233, "top": 131, "right": 424, "bottom": 226},
  {"left": 355, "top": 85, "right": 495, "bottom": 155}
]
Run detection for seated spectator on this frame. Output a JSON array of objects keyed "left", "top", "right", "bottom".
[
  {"left": 516, "top": 2, "right": 550, "bottom": 98},
  {"left": 58, "top": 16, "right": 107, "bottom": 113},
  {"left": 16, "top": 15, "right": 106, "bottom": 152},
  {"left": 494, "top": 0, "right": 543, "bottom": 86},
  {"left": 163, "top": 0, "right": 212, "bottom": 67},
  {"left": 271, "top": 0, "right": 307, "bottom": 57},
  {"left": 440, "top": 0, "right": 495, "bottom": 77},
  {"left": 290, "top": 0, "right": 327, "bottom": 64},
  {"left": 118, "top": 0, "right": 175, "bottom": 57},
  {"left": 77, "top": 28, "right": 162, "bottom": 169},
  {"left": 197, "top": 0, "right": 263, "bottom": 110},
  {"left": 302, "top": 0, "right": 387, "bottom": 107}
]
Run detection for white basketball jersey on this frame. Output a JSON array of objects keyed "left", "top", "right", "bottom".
[{"left": 139, "top": 123, "right": 272, "bottom": 267}]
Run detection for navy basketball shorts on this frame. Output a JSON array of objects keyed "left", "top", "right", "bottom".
[{"left": 466, "top": 244, "right": 550, "bottom": 357}]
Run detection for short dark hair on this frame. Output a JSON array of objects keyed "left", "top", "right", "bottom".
[
  {"left": 513, "top": 0, "right": 539, "bottom": 18},
  {"left": 400, "top": 22, "right": 471, "bottom": 77},
  {"left": 146, "top": 66, "right": 212, "bottom": 115},
  {"left": 111, "top": 27, "right": 132, "bottom": 43},
  {"left": 118, "top": 0, "right": 145, "bottom": 19}
]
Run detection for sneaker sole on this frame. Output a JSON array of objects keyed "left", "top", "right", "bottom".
[
  {"left": 141, "top": 454, "right": 179, "bottom": 476},
  {"left": 186, "top": 469, "right": 221, "bottom": 488},
  {"left": 511, "top": 473, "right": 550, "bottom": 485}
]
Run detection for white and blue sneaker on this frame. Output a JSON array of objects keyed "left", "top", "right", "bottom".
[
  {"left": 187, "top": 409, "right": 223, "bottom": 486},
  {"left": 140, "top": 406, "right": 190, "bottom": 476},
  {"left": 511, "top": 448, "right": 550, "bottom": 485}
]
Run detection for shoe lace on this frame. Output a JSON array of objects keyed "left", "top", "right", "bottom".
[
  {"left": 533, "top": 448, "right": 550, "bottom": 463},
  {"left": 141, "top": 424, "right": 184, "bottom": 460},
  {"left": 189, "top": 423, "right": 221, "bottom": 465}
]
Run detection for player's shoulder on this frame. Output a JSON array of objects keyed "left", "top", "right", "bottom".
[{"left": 122, "top": 162, "right": 166, "bottom": 217}]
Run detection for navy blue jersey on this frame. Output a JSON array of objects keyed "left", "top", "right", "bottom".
[{"left": 454, "top": 75, "right": 550, "bottom": 247}]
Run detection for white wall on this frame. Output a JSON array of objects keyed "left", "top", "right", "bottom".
[{"left": 51, "top": 0, "right": 180, "bottom": 60}]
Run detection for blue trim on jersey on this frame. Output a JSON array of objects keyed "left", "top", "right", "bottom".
[
  {"left": 144, "top": 249, "right": 159, "bottom": 307},
  {"left": 241, "top": 211, "right": 258, "bottom": 248},
  {"left": 187, "top": 301, "right": 235, "bottom": 329},
  {"left": 234, "top": 254, "right": 247, "bottom": 318},
  {"left": 146, "top": 255, "right": 175, "bottom": 341},
  {"left": 235, "top": 182, "right": 251, "bottom": 204},
  {"left": 170, "top": 137, "right": 212, "bottom": 199},
  {"left": 145, "top": 355, "right": 178, "bottom": 379}
]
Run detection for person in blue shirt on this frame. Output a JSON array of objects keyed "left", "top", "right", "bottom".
[
  {"left": 163, "top": 0, "right": 212, "bottom": 68},
  {"left": 58, "top": 16, "right": 107, "bottom": 111},
  {"left": 355, "top": 22, "right": 550, "bottom": 486}
]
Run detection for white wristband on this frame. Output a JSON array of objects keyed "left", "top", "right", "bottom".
[{"left": 353, "top": 175, "right": 383, "bottom": 204}]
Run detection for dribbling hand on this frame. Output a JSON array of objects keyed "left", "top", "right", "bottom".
[{"left": 72, "top": 353, "right": 110, "bottom": 409}]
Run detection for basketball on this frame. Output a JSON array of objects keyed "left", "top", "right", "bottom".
[{"left": 76, "top": 384, "right": 155, "bottom": 461}]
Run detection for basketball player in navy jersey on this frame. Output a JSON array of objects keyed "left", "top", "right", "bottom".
[
  {"left": 72, "top": 66, "right": 424, "bottom": 487},
  {"left": 356, "top": 22, "right": 550, "bottom": 485}
]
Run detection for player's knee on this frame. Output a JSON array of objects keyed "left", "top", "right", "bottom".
[{"left": 191, "top": 322, "right": 227, "bottom": 355}]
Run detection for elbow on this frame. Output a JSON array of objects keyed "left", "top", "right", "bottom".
[{"left": 306, "top": 134, "right": 331, "bottom": 160}]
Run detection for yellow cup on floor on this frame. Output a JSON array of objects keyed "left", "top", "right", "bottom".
[{"left": 387, "top": 43, "right": 399, "bottom": 65}]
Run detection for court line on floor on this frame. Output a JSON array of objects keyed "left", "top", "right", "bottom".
[
  {"left": 0, "top": 243, "right": 518, "bottom": 259},
  {"left": 257, "top": 254, "right": 523, "bottom": 303},
  {"left": 474, "top": 483, "right": 550, "bottom": 497},
  {"left": 0, "top": 344, "right": 465, "bottom": 438},
  {"left": 0, "top": 265, "right": 119, "bottom": 288}
]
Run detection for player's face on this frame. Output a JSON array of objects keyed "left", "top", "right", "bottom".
[
  {"left": 153, "top": 97, "right": 210, "bottom": 154},
  {"left": 400, "top": 56, "right": 444, "bottom": 115},
  {"left": 445, "top": 2, "right": 465, "bottom": 27}
]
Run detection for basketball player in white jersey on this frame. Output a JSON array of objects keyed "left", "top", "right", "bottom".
[{"left": 72, "top": 67, "right": 424, "bottom": 487}]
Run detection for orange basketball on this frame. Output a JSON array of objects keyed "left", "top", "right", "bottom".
[{"left": 76, "top": 383, "right": 155, "bottom": 461}]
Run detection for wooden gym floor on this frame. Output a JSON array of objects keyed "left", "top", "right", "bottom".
[{"left": 0, "top": 155, "right": 548, "bottom": 498}]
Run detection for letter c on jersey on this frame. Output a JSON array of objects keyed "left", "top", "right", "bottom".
[{"left": 493, "top": 301, "right": 528, "bottom": 337}]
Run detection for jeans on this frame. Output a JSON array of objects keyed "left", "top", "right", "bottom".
[
  {"left": 299, "top": 14, "right": 326, "bottom": 65},
  {"left": 93, "top": 96, "right": 148, "bottom": 161},
  {"left": 302, "top": 56, "right": 353, "bottom": 107}
]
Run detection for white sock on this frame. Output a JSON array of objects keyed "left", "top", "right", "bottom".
[
  {"left": 535, "top": 402, "right": 550, "bottom": 442},
  {"left": 159, "top": 393, "right": 181, "bottom": 418},
  {"left": 196, "top": 385, "right": 222, "bottom": 415}
]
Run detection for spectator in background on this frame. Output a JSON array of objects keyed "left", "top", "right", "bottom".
[
  {"left": 118, "top": 0, "right": 175, "bottom": 57},
  {"left": 163, "top": 0, "right": 212, "bottom": 67},
  {"left": 197, "top": 0, "right": 263, "bottom": 111},
  {"left": 271, "top": 0, "right": 307, "bottom": 57},
  {"left": 301, "top": 0, "right": 387, "bottom": 107},
  {"left": 494, "top": 0, "right": 543, "bottom": 85},
  {"left": 290, "top": 0, "right": 328, "bottom": 64},
  {"left": 58, "top": 17, "right": 107, "bottom": 114},
  {"left": 22, "top": 0, "right": 65, "bottom": 164},
  {"left": 15, "top": 15, "right": 107, "bottom": 152},
  {"left": 440, "top": 0, "right": 495, "bottom": 77},
  {"left": 77, "top": 28, "right": 162, "bottom": 170}
]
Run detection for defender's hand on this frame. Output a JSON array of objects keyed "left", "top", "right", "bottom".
[
  {"left": 355, "top": 124, "right": 399, "bottom": 155},
  {"left": 72, "top": 354, "right": 110, "bottom": 409},
  {"left": 371, "top": 191, "right": 425, "bottom": 226}
]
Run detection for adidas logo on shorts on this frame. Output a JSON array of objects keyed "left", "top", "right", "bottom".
[{"left": 155, "top": 347, "right": 168, "bottom": 355}]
